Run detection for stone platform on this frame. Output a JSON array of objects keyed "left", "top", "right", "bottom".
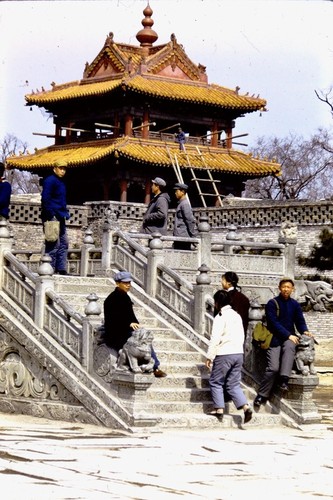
[{"left": 0, "top": 413, "right": 332, "bottom": 499}]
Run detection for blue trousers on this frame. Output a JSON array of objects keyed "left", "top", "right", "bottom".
[
  {"left": 151, "top": 347, "right": 160, "bottom": 371},
  {"left": 45, "top": 220, "right": 68, "bottom": 273},
  {"left": 209, "top": 354, "right": 247, "bottom": 409}
]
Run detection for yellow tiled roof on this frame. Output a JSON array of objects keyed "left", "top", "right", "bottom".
[
  {"left": 6, "top": 138, "right": 280, "bottom": 177},
  {"left": 26, "top": 75, "right": 266, "bottom": 111}
]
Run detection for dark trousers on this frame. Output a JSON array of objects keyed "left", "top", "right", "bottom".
[
  {"left": 45, "top": 219, "right": 68, "bottom": 272},
  {"left": 173, "top": 241, "right": 192, "bottom": 250},
  {"left": 258, "top": 340, "right": 296, "bottom": 398}
]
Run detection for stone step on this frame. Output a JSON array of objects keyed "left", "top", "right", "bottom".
[
  {"left": 147, "top": 383, "right": 259, "bottom": 406},
  {"left": 152, "top": 373, "right": 211, "bottom": 389},
  {"left": 154, "top": 357, "right": 206, "bottom": 371},
  {"left": 152, "top": 411, "right": 283, "bottom": 429},
  {"left": 147, "top": 386, "right": 212, "bottom": 403},
  {"left": 54, "top": 276, "right": 112, "bottom": 294},
  {"left": 150, "top": 339, "right": 192, "bottom": 351},
  {"left": 52, "top": 275, "right": 287, "bottom": 430}
]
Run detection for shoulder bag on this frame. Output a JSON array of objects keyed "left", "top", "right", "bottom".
[{"left": 252, "top": 299, "right": 279, "bottom": 350}]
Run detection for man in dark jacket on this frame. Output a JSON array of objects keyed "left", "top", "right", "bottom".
[
  {"left": 254, "top": 278, "right": 315, "bottom": 408},
  {"left": 173, "top": 182, "right": 197, "bottom": 250},
  {"left": 103, "top": 271, "right": 167, "bottom": 377},
  {"left": 41, "top": 161, "right": 70, "bottom": 274},
  {"left": 0, "top": 162, "right": 11, "bottom": 220},
  {"left": 141, "top": 177, "right": 170, "bottom": 235}
]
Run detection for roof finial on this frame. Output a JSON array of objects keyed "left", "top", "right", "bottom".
[{"left": 136, "top": 2, "right": 158, "bottom": 48}]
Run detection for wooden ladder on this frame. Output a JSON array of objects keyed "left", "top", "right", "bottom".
[
  {"left": 188, "top": 145, "right": 223, "bottom": 207},
  {"left": 165, "top": 145, "right": 192, "bottom": 206}
]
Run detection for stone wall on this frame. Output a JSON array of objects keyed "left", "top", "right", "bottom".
[
  {"left": 8, "top": 197, "right": 333, "bottom": 277},
  {"left": 8, "top": 196, "right": 88, "bottom": 252}
]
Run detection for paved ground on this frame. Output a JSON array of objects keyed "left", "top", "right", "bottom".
[{"left": 0, "top": 413, "right": 333, "bottom": 500}]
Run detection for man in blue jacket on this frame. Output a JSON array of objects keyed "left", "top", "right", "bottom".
[
  {"left": 254, "top": 278, "right": 315, "bottom": 408},
  {"left": 0, "top": 162, "right": 11, "bottom": 220},
  {"left": 41, "top": 161, "right": 70, "bottom": 274}
]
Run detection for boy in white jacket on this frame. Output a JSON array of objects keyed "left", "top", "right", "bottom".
[{"left": 205, "top": 290, "right": 252, "bottom": 424}]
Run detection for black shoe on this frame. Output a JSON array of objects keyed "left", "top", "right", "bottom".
[
  {"left": 206, "top": 409, "right": 224, "bottom": 422},
  {"left": 253, "top": 395, "right": 267, "bottom": 408},
  {"left": 244, "top": 407, "right": 253, "bottom": 424},
  {"left": 278, "top": 382, "right": 289, "bottom": 392},
  {"left": 57, "top": 270, "right": 68, "bottom": 275}
]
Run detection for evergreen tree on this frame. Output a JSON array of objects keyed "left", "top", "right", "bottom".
[{"left": 300, "top": 228, "right": 333, "bottom": 270}]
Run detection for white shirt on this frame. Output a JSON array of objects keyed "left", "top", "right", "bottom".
[{"left": 207, "top": 305, "right": 245, "bottom": 360}]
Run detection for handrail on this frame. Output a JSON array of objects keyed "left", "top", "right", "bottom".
[
  {"left": 4, "top": 250, "right": 38, "bottom": 283},
  {"left": 157, "top": 262, "right": 194, "bottom": 293},
  {"left": 46, "top": 288, "right": 85, "bottom": 324}
]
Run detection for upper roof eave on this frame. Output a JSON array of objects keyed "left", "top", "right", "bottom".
[{"left": 25, "top": 75, "right": 266, "bottom": 112}]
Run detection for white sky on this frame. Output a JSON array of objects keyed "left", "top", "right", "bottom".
[{"left": 1, "top": 0, "right": 332, "bottom": 151}]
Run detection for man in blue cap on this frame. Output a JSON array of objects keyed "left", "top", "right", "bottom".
[
  {"left": 173, "top": 182, "right": 197, "bottom": 250},
  {"left": 141, "top": 177, "right": 170, "bottom": 235},
  {"left": 41, "top": 161, "right": 70, "bottom": 274},
  {"left": 103, "top": 271, "right": 167, "bottom": 377}
]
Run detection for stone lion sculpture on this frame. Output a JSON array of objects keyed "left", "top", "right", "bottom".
[
  {"left": 293, "top": 336, "right": 316, "bottom": 376},
  {"left": 116, "top": 328, "right": 155, "bottom": 374},
  {"left": 279, "top": 221, "right": 298, "bottom": 241}
]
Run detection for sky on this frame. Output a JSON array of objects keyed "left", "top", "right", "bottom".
[{"left": 1, "top": 0, "right": 332, "bottom": 152}]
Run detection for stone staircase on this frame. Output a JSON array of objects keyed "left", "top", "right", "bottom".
[{"left": 53, "top": 275, "right": 284, "bottom": 429}]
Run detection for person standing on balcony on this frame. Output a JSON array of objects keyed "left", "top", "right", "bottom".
[
  {"left": 41, "top": 161, "right": 70, "bottom": 275},
  {"left": 141, "top": 177, "right": 170, "bottom": 235},
  {"left": 221, "top": 271, "right": 250, "bottom": 335},
  {"left": 173, "top": 183, "right": 197, "bottom": 250},
  {"left": 0, "top": 162, "right": 12, "bottom": 221},
  {"left": 205, "top": 290, "right": 253, "bottom": 424},
  {"left": 174, "top": 127, "right": 186, "bottom": 151},
  {"left": 103, "top": 271, "right": 167, "bottom": 378}
]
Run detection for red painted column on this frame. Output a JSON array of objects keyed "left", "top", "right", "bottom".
[
  {"left": 120, "top": 179, "right": 128, "bottom": 202},
  {"left": 124, "top": 114, "right": 133, "bottom": 136},
  {"left": 144, "top": 180, "right": 151, "bottom": 204},
  {"left": 211, "top": 121, "right": 219, "bottom": 147}
]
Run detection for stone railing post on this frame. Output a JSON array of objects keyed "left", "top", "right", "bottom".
[
  {"left": 243, "top": 301, "right": 265, "bottom": 375},
  {"left": 112, "top": 372, "right": 157, "bottom": 427},
  {"left": 34, "top": 254, "right": 54, "bottom": 328},
  {"left": 101, "top": 220, "right": 113, "bottom": 273},
  {"left": 197, "top": 216, "right": 212, "bottom": 269},
  {"left": 0, "top": 220, "right": 13, "bottom": 289},
  {"left": 278, "top": 223, "right": 297, "bottom": 279},
  {"left": 101, "top": 208, "right": 119, "bottom": 274},
  {"left": 82, "top": 293, "right": 102, "bottom": 372},
  {"left": 282, "top": 240, "right": 297, "bottom": 279},
  {"left": 224, "top": 224, "right": 242, "bottom": 254},
  {"left": 80, "top": 228, "right": 94, "bottom": 277},
  {"left": 194, "top": 264, "right": 211, "bottom": 336},
  {"left": 146, "top": 233, "right": 164, "bottom": 297}
]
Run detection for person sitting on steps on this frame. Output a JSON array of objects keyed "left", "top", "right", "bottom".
[
  {"left": 253, "top": 277, "right": 315, "bottom": 409},
  {"left": 103, "top": 271, "right": 167, "bottom": 378}
]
